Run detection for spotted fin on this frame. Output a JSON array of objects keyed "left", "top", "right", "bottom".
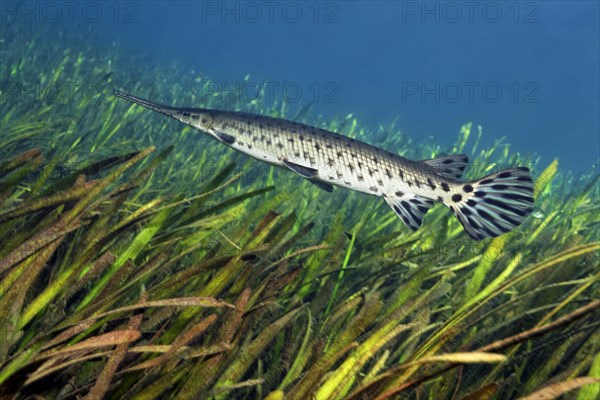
[
  {"left": 422, "top": 154, "right": 468, "bottom": 179},
  {"left": 283, "top": 160, "right": 318, "bottom": 178},
  {"left": 384, "top": 193, "right": 434, "bottom": 231},
  {"left": 449, "top": 167, "right": 534, "bottom": 240}
]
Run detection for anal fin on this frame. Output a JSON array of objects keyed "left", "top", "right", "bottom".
[{"left": 384, "top": 193, "right": 434, "bottom": 231}]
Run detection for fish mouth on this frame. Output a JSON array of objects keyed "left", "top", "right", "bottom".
[{"left": 113, "top": 90, "right": 179, "bottom": 119}]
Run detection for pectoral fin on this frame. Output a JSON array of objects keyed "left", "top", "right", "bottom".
[{"left": 214, "top": 130, "right": 236, "bottom": 145}]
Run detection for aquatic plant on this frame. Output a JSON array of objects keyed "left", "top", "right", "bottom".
[{"left": 0, "top": 22, "right": 598, "bottom": 400}]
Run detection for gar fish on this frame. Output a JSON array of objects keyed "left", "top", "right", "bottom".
[{"left": 114, "top": 90, "right": 534, "bottom": 240}]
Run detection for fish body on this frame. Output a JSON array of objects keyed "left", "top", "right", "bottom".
[{"left": 114, "top": 90, "right": 534, "bottom": 240}]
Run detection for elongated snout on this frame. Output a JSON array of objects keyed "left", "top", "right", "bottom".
[{"left": 113, "top": 90, "right": 180, "bottom": 119}]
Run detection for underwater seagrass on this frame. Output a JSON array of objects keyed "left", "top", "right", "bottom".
[{"left": 114, "top": 90, "right": 534, "bottom": 240}]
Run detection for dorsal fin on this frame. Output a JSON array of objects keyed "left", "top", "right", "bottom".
[{"left": 422, "top": 154, "right": 468, "bottom": 179}]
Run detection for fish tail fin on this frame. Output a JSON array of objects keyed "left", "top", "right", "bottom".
[{"left": 448, "top": 167, "right": 534, "bottom": 240}]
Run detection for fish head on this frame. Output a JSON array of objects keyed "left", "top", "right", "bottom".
[
  {"left": 174, "top": 109, "right": 215, "bottom": 132},
  {"left": 113, "top": 91, "right": 215, "bottom": 132}
]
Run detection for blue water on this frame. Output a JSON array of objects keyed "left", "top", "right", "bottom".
[{"left": 8, "top": 1, "right": 599, "bottom": 173}]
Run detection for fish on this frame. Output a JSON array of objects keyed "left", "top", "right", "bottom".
[{"left": 113, "top": 90, "right": 534, "bottom": 240}]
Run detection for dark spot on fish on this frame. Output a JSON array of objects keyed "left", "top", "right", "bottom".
[
  {"left": 202, "top": 118, "right": 208, "bottom": 123},
  {"left": 441, "top": 182, "right": 450, "bottom": 192},
  {"left": 463, "top": 184, "right": 473, "bottom": 192},
  {"left": 358, "top": 175, "right": 364, "bottom": 181},
  {"left": 182, "top": 112, "right": 190, "bottom": 117},
  {"left": 475, "top": 191, "right": 486, "bottom": 197},
  {"left": 266, "top": 140, "right": 272, "bottom": 145},
  {"left": 395, "top": 191, "right": 404, "bottom": 197},
  {"left": 315, "top": 144, "right": 321, "bottom": 151},
  {"left": 311, "top": 130, "right": 316, "bottom": 135},
  {"left": 369, "top": 186, "right": 378, "bottom": 192},
  {"left": 427, "top": 178, "right": 436, "bottom": 190},
  {"left": 294, "top": 152, "right": 300, "bottom": 157},
  {"left": 344, "top": 181, "right": 352, "bottom": 185},
  {"left": 377, "top": 179, "right": 383, "bottom": 186},
  {"left": 498, "top": 171, "right": 512, "bottom": 178},
  {"left": 467, "top": 199, "right": 476, "bottom": 207},
  {"left": 328, "top": 158, "right": 335, "bottom": 167},
  {"left": 385, "top": 169, "right": 392, "bottom": 178},
  {"left": 357, "top": 162, "right": 363, "bottom": 169},
  {"left": 304, "top": 152, "right": 310, "bottom": 158},
  {"left": 276, "top": 143, "right": 283, "bottom": 149},
  {"left": 191, "top": 114, "right": 199, "bottom": 120},
  {"left": 437, "top": 196, "right": 443, "bottom": 202},
  {"left": 443, "top": 158, "right": 453, "bottom": 164},
  {"left": 348, "top": 163, "right": 355, "bottom": 172},
  {"left": 326, "top": 143, "right": 332, "bottom": 149},
  {"left": 492, "top": 184, "right": 508, "bottom": 190},
  {"left": 299, "top": 136, "right": 305, "bottom": 141},
  {"left": 462, "top": 207, "right": 472, "bottom": 215},
  {"left": 451, "top": 194, "right": 462, "bottom": 202},
  {"left": 418, "top": 205, "right": 429, "bottom": 213},
  {"left": 351, "top": 153, "right": 357, "bottom": 158},
  {"left": 372, "top": 157, "right": 379, "bottom": 163},
  {"left": 415, "top": 180, "right": 421, "bottom": 188},
  {"left": 368, "top": 169, "right": 374, "bottom": 177},
  {"left": 336, "top": 151, "right": 343, "bottom": 157},
  {"left": 409, "top": 198, "right": 420, "bottom": 204},
  {"left": 480, "top": 179, "right": 494, "bottom": 185},
  {"left": 407, "top": 180, "right": 413, "bottom": 187},
  {"left": 288, "top": 138, "right": 294, "bottom": 143},
  {"left": 399, "top": 170, "right": 404, "bottom": 179}
]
